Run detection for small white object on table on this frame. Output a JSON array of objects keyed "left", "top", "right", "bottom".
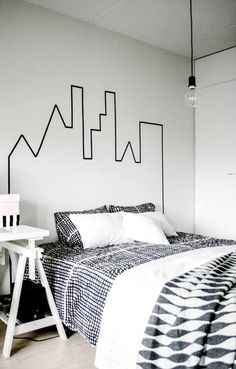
[{"left": 0, "top": 194, "right": 20, "bottom": 265}]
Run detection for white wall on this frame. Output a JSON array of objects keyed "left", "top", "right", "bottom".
[
  {"left": 195, "top": 48, "right": 236, "bottom": 239},
  {"left": 0, "top": 0, "right": 195, "bottom": 291}
]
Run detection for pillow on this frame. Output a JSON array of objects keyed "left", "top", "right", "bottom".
[
  {"left": 69, "top": 212, "right": 131, "bottom": 249},
  {"left": 69, "top": 211, "right": 171, "bottom": 249},
  {"left": 122, "top": 212, "right": 169, "bottom": 245},
  {"left": 54, "top": 205, "right": 108, "bottom": 248},
  {"left": 109, "top": 202, "right": 155, "bottom": 213},
  {"left": 143, "top": 211, "right": 177, "bottom": 236}
]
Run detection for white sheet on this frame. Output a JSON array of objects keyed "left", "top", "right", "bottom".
[{"left": 95, "top": 244, "right": 236, "bottom": 369}]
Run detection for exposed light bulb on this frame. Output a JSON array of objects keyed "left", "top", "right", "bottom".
[
  {"left": 185, "top": 0, "right": 200, "bottom": 109},
  {"left": 185, "top": 75, "right": 200, "bottom": 108},
  {"left": 185, "top": 88, "right": 200, "bottom": 108}
]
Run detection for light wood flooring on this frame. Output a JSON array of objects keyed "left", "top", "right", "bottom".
[{"left": 0, "top": 322, "right": 96, "bottom": 369}]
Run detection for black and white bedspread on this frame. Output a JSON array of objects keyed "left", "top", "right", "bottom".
[
  {"left": 41, "top": 233, "right": 236, "bottom": 348},
  {"left": 137, "top": 251, "right": 236, "bottom": 369}
]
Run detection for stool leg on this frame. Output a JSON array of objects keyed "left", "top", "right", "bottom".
[
  {"left": 35, "top": 258, "right": 67, "bottom": 341},
  {"left": 27, "top": 239, "right": 36, "bottom": 280},
  {"left": 3, "top": 254, "right": 27, "bottom": 358}
]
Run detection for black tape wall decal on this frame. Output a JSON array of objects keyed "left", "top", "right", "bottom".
[{"left": 8, "top": 85, "right": 164, "bottom": 211}]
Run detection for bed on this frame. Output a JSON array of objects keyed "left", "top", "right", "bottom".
[{"left": 40, "top": 204, "right": 236, "bottom": 369}]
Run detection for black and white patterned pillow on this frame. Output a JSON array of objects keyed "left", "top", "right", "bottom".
[
  {"left": 54, "top": 205, "right": 108, "bottom": 248},
  {"left": 109, "top": 202, "right": 155, "bottom": 213}
]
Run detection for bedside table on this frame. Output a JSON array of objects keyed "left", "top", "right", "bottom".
[{"left": 0, "top": 225, "right": 67, "bottom": 358}]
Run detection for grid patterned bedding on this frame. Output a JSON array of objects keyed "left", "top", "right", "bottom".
[{"left": 41, "top": 233, "right": 236, "bottom": 346}]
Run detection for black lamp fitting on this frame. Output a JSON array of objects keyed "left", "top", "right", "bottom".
[{"left": 188, "top": 75, "right": 196, "bottom": 89}]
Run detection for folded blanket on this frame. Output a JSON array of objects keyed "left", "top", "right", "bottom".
[{"left": 137, "top": 252, "right": 236, "bottom": 369}]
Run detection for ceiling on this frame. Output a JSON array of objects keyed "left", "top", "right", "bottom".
[{"left": 23, "top": 0, "right": 236, "bottom": 58}]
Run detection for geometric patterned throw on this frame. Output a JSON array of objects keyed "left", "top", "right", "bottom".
[{"left": 137, "top": 252, "right": 236, "bottom": 369}]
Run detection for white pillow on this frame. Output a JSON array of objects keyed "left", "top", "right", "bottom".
[
  {"left": 143, "top": 211, "right": 177, "bottom": 236},
  {"left": 122, "top": 212, "right": 169, "bottom": 245},
  {"left": 69, "top": 212, "right": 131, "bottom": 249}
]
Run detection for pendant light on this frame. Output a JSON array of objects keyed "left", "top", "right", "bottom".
[{"left": 185, "top": 0, "right": 200, "bottom": 108}]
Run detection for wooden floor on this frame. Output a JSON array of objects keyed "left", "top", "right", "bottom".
[{"left": 0, "top": 322, "right": 96, "bottom": 369}]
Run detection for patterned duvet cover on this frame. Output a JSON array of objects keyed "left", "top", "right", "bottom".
[{"left": 41, "top": 232, "right": 236, "bottom": 349}]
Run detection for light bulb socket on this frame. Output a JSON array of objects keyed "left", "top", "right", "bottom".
[{"left": 188, "top": 75, "right": 196, "bottom": 89}]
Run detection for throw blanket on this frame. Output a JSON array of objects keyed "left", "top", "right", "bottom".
[{"left": 137, "top": 252, "right": 236, "bottom": 369}]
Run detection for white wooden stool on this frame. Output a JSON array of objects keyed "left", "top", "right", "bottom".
[{"left": 0, "top": 225, "right": 67, "bottom": 358}]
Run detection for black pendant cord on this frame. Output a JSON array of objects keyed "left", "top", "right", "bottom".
[{"left": 190, "top": 0, "right": 194, "bottom": 76}]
